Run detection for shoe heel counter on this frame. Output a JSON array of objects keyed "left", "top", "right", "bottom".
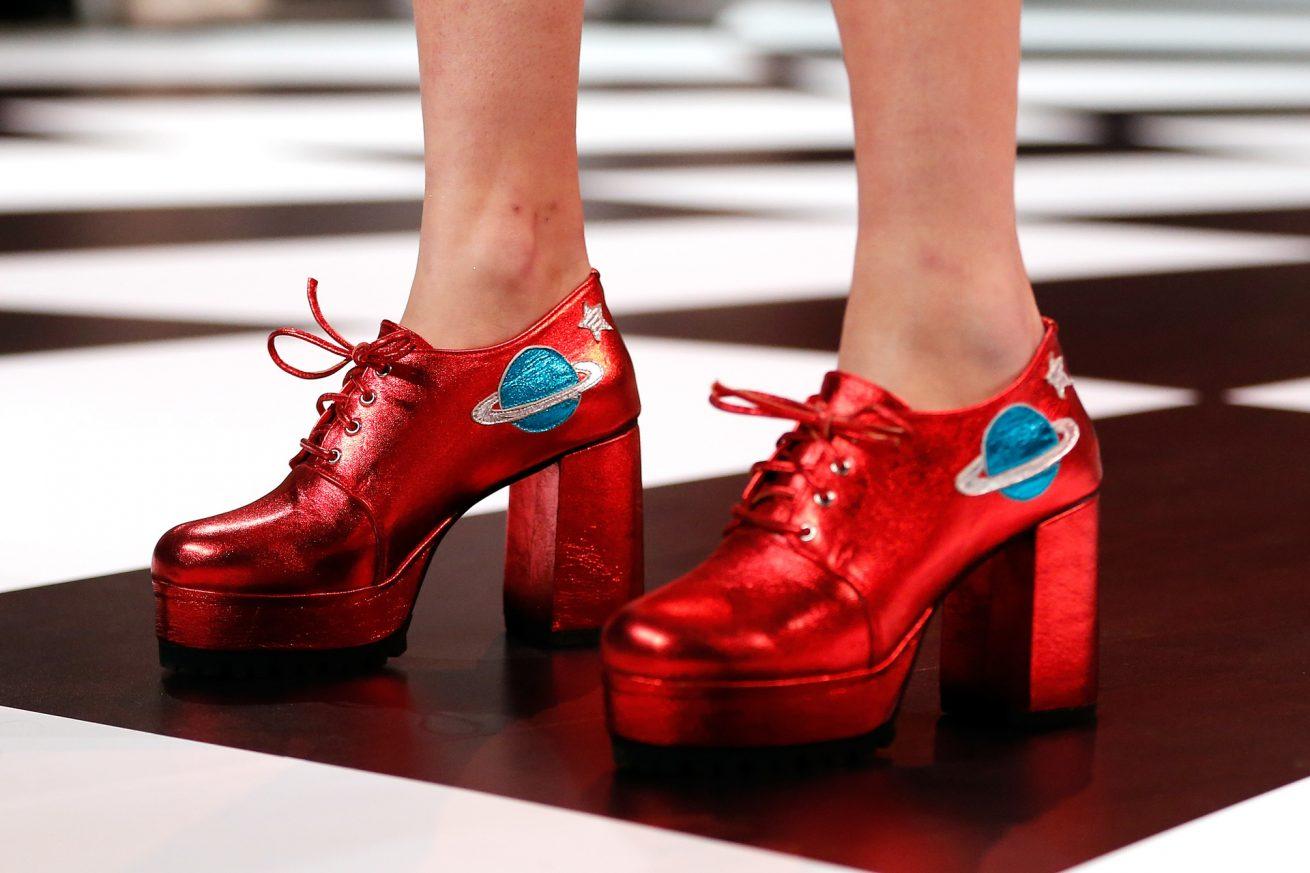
[
  {"left": 1064, "top": 384, "right": 1104, "bottom": 490},
  {"left": 1045, "top": 327, "right": 1102, "bottom": 491},
  {"left": 600, "top": 290, "right": 641, "bottom": 425},
  {"left": 578, "top": 275, "right": 640, "bottom": 430},
  {"left": 504, "top": 425, "right": 645, "bottom": 644},
  {"left": 940, "top": 494, "right": 1099, "bottom": 721}
]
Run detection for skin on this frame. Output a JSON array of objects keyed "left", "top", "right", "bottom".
[
  {"left": 402, "top": 0, "right": 1041, "bottom": 410},
  {"left": 401, "top": 0, "right": 591, "bottom": 349},
  {"left": 830, "top": 0, "right": 1042, "bottom": 409}
]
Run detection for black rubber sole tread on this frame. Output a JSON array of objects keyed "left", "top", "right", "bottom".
[
  {"left": 940, "top": 703, "right": 1098, "bottom": 731},
  {"left": 611, "top": 721, "right": 897, "bottom": 778},
  {"left": 158, "top": 623, "right": 409, "bottom": 679},
  {"left": 504, "top": 621, "right": 603, "bottom": 649}
]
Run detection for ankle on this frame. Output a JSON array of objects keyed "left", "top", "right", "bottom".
[
  {"left": 837, "top": 251, "right": 1043, "bottom": 410},
  {"left": 402, "top": 197, "right": 590, "bottom": 349}
]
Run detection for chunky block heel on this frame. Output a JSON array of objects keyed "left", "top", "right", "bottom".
[
  {"left": 940, "top": 495, "right": 1100, "bottom": 724},
  {"left": 505, "top": 426, "right": 644, "bottom": 645}
]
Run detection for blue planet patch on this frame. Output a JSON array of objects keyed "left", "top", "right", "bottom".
[
  {"left": 497, "top": 346, "right": 582, "bottom": 433},
  {"left": 984, "top": 404, "right": 1061, "bottom": 500}
]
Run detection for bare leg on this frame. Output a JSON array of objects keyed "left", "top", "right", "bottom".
[
  {"left": 832, "top": 0, "right": 1042, "bottom": 409},
  {"left": 401, "top": 0, "right": 590, "bottom": 349}
]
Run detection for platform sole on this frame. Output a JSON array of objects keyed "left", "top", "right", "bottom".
[
  {"left": 153, "top": 535, "right": 437, "bottom": 658},
  {"left": 611, "top": 720, "right": 896, "bottom": 777},
  {"left": 158, "top": 619, "right": 411, "bottom": 678},
  {"left": 605, "top": 612, "right": 927, "bottom": 755}
]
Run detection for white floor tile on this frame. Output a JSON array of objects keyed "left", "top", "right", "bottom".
[
  {"left": 1073, "top": 378, "right": 1197, "bottom": 421},
  {"left": 718, "top": 0, "right": 839, "bottom": 54},
  {"left": 723, "top": 1, "right": 1310, "bottom": 57},
  {"left": 4, "top": 94, "right": 423, "bottom": 154},
  {"left": 0, "top": 23, "right": 421, "bottom": 90},
  {"left": 1016, "top": 154, "right": 1310, "bottom": 218},
  {"left": 0, "top": 139, "right": 424, "bottom": 213},
  {"left": 1020, "top": 60, "right": 1310, "bottom": 113},
  {"left": 579, "top": 89, "right": 854, "bottom": 155},
  {"left": 0, "top": 88, "right": 856, "bottom": 215},
  {"left": 1069, "top": 775, "right": 1310, "bottom": 873},
  {"left": 1014, "top": 222, "right": 1310, "bottom": 281},
  {"left": 1226, "top": 377, "right": 1310, "bottom": 414},
  {"left": 1020, "top": 7, "right": 1310, "bottom": 56},
  {"left": 10, "top": 88, "right": 851, "bottom": 158},
  {"left": 580, "top": 23, "right": 768, "bottom": 86},
  {"left": 583, "top": 161, "right": 855, "bottom": 215},
  {"left": 797, "top": 52, "right": 1310, "bottom": 113},
  {"left": 0, "top": 706, "right": 849, "bottom": 873},
  {"left": 585, "top": 154, "right": 1310, "bottom": 219},
  {"left": 1138, "top": 115, "right": 1310, "bottom": 163},
  {"left": 0, "top": 22, "right": 761, "bottom": 90}
]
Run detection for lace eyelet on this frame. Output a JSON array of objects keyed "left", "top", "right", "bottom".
[
  {"left": 328, "top": 448, "right": 342, "bottom": 463},
  {"left": 814, "top": 490, "right": 837, "bottom": 507},
  {"left": 377, "top": 365, "right": 392, "bottom": 377},
  {"left": 360, "top": 392, "right": 376, "bottom": 407},
  {"left": 798, "top": 526, "right": 817, "bottom": 542},
  {"left": 344, "top": 419, "right": 361, "bottom": 435},
  {"left": 830, "top": 458, "right": 853, "bottom": 476}
]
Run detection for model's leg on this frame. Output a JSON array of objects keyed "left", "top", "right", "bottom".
[
  {"left": 600, "top": 1, "right": 1104, "bottom": 761},
  {"left": 401, "top": 0, "right": 589, "bottom": 349},
  {"left": 833, "top": 0, "right": 1040, "bottom": 409}
]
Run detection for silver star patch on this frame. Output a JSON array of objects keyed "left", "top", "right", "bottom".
[
  {"left": 1045, "top": 353, "right": 1074, "bottom": 399},
  {"left": 578, "top": 302, "right": 613, "bottom": 343}
]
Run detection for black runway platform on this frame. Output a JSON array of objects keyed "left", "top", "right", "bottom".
[{"left": 3, "top": 301, "right": 1309, "bottom": 871}]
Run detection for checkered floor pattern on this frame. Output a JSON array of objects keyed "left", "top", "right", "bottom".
[{"left": 2, "top": 5, "right": 1308, "bottom": 871}]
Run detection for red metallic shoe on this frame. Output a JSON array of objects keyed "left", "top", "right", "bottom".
[
  {"left": 153, "top": 269, "right": 642, "bottom": 674},
  {"left": 602, "top": 319, "right": 1100, "bottom": 765}
]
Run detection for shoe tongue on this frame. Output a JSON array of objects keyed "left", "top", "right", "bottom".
[
  {"left": 819, "top": 369, "right": 906, "bottom": 417},
  {"left": 376, "top": 319, "right": 437, "bottom": 352},
  {"left": 731, "top": 372, "right": 909, "bottom": 534}
]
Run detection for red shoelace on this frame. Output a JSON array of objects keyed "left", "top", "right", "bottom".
[
  {"left": 710, "top": 382, "right": 913, "bottom": 538},
  {"left": 267, "top": 278, "right": 415, "bottom": 464}
]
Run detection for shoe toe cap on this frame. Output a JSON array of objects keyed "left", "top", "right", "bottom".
[
  {"left": 151, "top": 483, "right": 377, "bottom": 595},
  {"left": 602, "top": 574, "right": 872, "bottom": 682},
  {"left": 151, "top": 516, "right": 260, "bottom": 592}
]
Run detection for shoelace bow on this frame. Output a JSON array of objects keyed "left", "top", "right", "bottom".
[
  {"left": 710, "top": 382, "right": 913, "bottom": 538},
  {"left": 267, "top": 278, "right": 415, "bottom": 463}
]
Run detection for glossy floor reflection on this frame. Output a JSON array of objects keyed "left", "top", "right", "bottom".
[{"left": 4, "top": 392, "right": 1309, "bottom": 872}]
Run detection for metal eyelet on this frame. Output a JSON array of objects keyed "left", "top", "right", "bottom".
[
  {"left": 345, "top": 419, "right": 361, "bottom": 435},
  {"left": 377, "top": 365, "right": 392, "bottom": 377},
  {"left": 799, "top": 526, "right": 817, "bottom": 542},
  {"left": 813, "top": 490, "right": 837, "bottom": 507},
  {"left": 360, "top": 392, "right": 376, "bottom": 407},
  {"left": 830, "top": 458, "right": 853, "bottom": 476},
  {"left": 328, "top": 448, "right": 342, "bottom": 464}
]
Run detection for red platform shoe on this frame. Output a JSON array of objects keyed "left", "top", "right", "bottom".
[
  {"left": 153, "top": 270, "right": 643, "bottom": 674},
  {"left": 602, "top": 319, "right": 1100, "bottom": 765}
]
